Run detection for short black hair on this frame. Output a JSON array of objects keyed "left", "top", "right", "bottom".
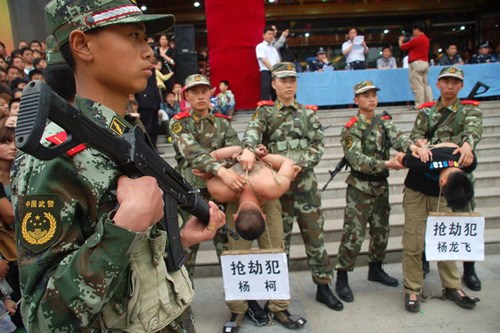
[
  {"left": 235, "top": 208, "right": 265, "bottom": 241},
  {"left": 219, "top": 80, "right": 229, "bottom": 87},
  {"left": 10, "top": 78, "right": 26, "bottom": 91},
  {"left": 411, "top": 21, "right": 426, "bottom": 32},
  {"left": 263, "top": 26, "right": 275, "bottom": 34},
  {"left": 447, "top": 43, "right": 458, "bottom": 49},
  {"left": 442, "top": 171, "right": 474, "bottom": 211},
  {"left": 28, "top": 69, "right": 44, "bottom": 81},
  {"left": 30, "top": 39, "right": 42, "bottom": 47},
  {"left": 382, "top": 46, "right": 392, "bottom": 52},
  {"left": 8, "top": 97, "right": 20, "bottom": 109},
  {"left": 20, "top": 47, "right": 33, "bottom": 56}
]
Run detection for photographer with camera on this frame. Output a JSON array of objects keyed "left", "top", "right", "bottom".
[{"left": 398, "top": 21, "right": 433, "bottom": 109}]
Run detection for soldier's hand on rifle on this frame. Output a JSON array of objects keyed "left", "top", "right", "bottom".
[
  {"left": 217, "top": 167, "right": 246, "bottom": 191},
  {"left": 454, "top": 141, "right": 474, "bottom": 167},
  {"left": 240, "top": 147, "right": 256, "bottom": 171},
  {"left": 113, "top": 176, "right": 164, "bottom": 232},
  {"left": 181, "top": 201, "right": 226, "bottom": 248}
]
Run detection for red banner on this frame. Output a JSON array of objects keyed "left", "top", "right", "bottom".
[{"left": 206, "top": 0, "right": 265, "bottom": 110}]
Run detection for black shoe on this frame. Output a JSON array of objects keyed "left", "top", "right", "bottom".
[
  {"left": 405, "top": 294, "right": 420, "bottom": 313},
  {"left": 264, "top": 302, "right": 307, "bottom": 330},
  {"left": 223, "top": 312, "right": 244, "bottom": 333},
  {"left": 335, "top": 270, "right": 354, "bottom": 302},
  {"left": 316, "top": 284, "right": 344, "bottom": 311},
  {"left": 368, "top": 262, "right": 399, "bottom": 287},
  {"left": 443, "top": 288, "right": 480, "bottom": 309},
  {"left": 246, "top": 300, "right": 270, "bottom": 326},
  {"left": 463, "top": 262, "right": 481, "bottom": 291}
]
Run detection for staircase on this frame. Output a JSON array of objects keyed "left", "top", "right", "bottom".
[{"left": 156, "top": 101, "right": 500, "bottom": 277}]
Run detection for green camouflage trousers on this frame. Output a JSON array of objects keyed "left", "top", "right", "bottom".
[
  {"left": 335, "top": 184, "right": 390, "bottom": 271},
  {"left": 281, "top": 168, "right": 333, "bottom": 285},
  {"left": 182, "top": 189, "right": 228, "bottom": 280}
]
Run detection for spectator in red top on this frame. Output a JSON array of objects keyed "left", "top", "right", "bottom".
[{"left": 399, "top": 21, "right": 433, "bottom": 109}]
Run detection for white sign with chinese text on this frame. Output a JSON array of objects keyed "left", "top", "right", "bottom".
[
  {"left": 425, "top": 213, "right": 484, "bottom": 261},
  {"left": 221, "top": 251, "right": 290, "bottom": 301}
]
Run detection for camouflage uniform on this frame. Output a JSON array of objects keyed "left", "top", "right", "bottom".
[
  {"left": 336, "top": 112, "right": 413, "bottom": 271},
  {"left": 169, "top": 88, "right": 241, "bottom": 277},
  {"left": 12, "top": 96, "right": 194, "bottom": 332},
  {"left": 242, "top": 99, "right": 333, "bottom": 285},
  {"left": 403, "top": 66, "right": 483, "bottom": 296}
]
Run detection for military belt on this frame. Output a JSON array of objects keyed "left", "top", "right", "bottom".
[{"left": 350, "top": 169, "right": 389, "bottom": 182}]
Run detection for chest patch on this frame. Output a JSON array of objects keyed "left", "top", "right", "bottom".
[{"left": 20, "top": 195, "right": 62, "bottom": 253}]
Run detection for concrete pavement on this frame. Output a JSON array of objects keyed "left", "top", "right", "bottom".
[{"left": 191, "top": 254, "right": 500, "bottom": 333}]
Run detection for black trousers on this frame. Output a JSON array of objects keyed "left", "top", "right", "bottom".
[
  {"left": 139, "top": 107, "right": 159, "bottom": 147},
  {"left": 260, "top": 70, "right": 276, "bottom": 100},
  {"left": 349, "top": 61, "right": 366, "bottom": 70}
]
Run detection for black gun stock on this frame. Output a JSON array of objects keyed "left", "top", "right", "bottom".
[
  {"left": 466, "top": 81, "right": 490, "bottom": 100},
  {"left": 16, "top": 80, "right": 210, "bottom": 271}
]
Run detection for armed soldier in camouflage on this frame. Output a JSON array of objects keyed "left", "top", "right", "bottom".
[
  {"left": 335, "top": 80, "right": 430, "bottom": 303},
  {"left": 240, "top": 62, "right": 344, "bottom": 311},
  {"left": 11, "top": 1, "right": 225, "bottom": 332},
  {"left": 403, "top": 66, "right": 483, "bottom": 312},
  {"left": 169, "top": 74, "right": 243, "bottom": 278}
]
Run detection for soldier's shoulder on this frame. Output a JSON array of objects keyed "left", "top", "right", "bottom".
[
  {"left": 418, "top": 101, "right": 436, "bottom": 110},
  {"left": 46, "top": 131, "right": 86, "bottom": 157},
  {"left": 213, "top": 113, "right": 232, "bottom": 121},
  {"left": 304, "top": 104, "right": 318, "bottom": 112},
  {"left": 257, "top": 100, "right": 274, "bottom": 107},
  {"left": 172, "top": 111, "right": 191, "bottom": 121},
  {"left": 460, "top": 99, "right": 480, "bottom": 107},
  {"left": 344, "top": 116, "right": 358, "bottom": 129}
]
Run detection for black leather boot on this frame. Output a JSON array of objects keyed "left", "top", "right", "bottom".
[
  {"left": 463, "top": 261, "right": 481, "bottom": 291},
  {"left": 368, "top": 262, "right": 399, "bottom": 287},
  {"left": 316, "top": 284, "right": 344, "bottom": 311},
  {"left": 335, "top": 270, "right": 354, "bottom": 302}
]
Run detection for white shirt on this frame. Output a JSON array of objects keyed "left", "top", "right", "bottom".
[
  {"left": 342, "top": 40, "right": 366, "bottom": 63},
  {"left": 256, "top": 40, "right": 280, "bottom": 71}
]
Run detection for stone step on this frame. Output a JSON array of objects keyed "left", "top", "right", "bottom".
[{"left": 193, "top": 226, "right": 500, "bottom": 277}]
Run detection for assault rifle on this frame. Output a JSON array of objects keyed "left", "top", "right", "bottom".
[
  {"left": 320, "top": 156, "right": 348, "bottom": 191},
  {"left": 16, "top": 81, "right": 213, "bottom": 272}
]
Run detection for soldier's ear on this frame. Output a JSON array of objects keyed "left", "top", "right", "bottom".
[{"left": 69, "top": 30, "right": 93, "bottom": 63}]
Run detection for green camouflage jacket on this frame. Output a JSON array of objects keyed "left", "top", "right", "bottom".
[
  {"left": 410, "top": 98, "right": 483, "bottom": 148},
  {"left": 169, "top": 111, "right": 241, "bottom": 189},
  {"left": 242, "top": 100, "right": 324, "bottom": 169},
  {"left": 11, "top": 97, "right": 159, "bottom": 331},
  {"left": 341, "top": 112, "right": 413, "bottom": 195}
]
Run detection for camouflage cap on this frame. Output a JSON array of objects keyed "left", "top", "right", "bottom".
[
  {"left": 45, "top": 0, "right": 175, "bottom": 48},
  {"left": 271, "top": 62, "right": 298, "bottom": 79},
  {"left": 183, "top": 74, "right": 211, "bottom": 92},
  {"left": 353, "top": 80, "right": 380, "bottom": 95},
  {"left": 45, "top": 35, "right": 66, "bottom": 66},
  {"left": 437, "top": 66, "right": 464, "bottom": 81}
]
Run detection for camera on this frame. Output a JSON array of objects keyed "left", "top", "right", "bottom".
[{"left": 400, "top": 32, "right": 411, "bottom": 43}]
